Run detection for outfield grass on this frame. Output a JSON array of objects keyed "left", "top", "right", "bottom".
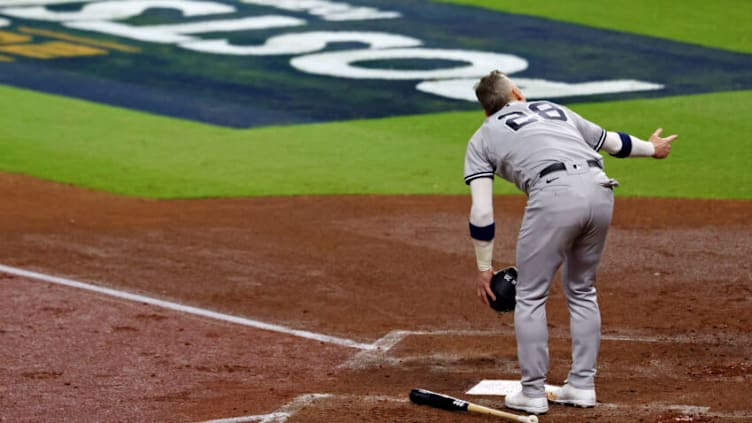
[
  {"left": 438, "top": 0, "right": 752, "bottom": 54},
  {"left": 1, "top": 85, "right": 749, "bottom": 199}
]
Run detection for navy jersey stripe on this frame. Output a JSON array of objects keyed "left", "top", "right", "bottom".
[
  {"left": 464, "top": 172, "right": 494, "bottom": 185},
  {"left": 594, "top": 129, "right": 607, "bottom": 151}
]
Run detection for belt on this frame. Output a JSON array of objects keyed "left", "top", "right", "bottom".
[{"left": 539, "top": 160, "right": 601, "bottom": 178}]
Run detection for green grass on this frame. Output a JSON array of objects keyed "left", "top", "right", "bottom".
[
  {"left": 571, "top": 91, "right": 752, "bottom": 199},
  {"left": 1, "top": 85, "right": 750, "bottom": 199},
  {"left": 0, "top": 85, "right": 471, "bottom": 198},
  {"left": 437, "top": 0, "right": 752, "bottom": 54}
]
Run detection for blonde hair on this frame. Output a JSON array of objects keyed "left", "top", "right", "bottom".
[{"left": 474, "top": 70, "right": 515, "bottom": 116}]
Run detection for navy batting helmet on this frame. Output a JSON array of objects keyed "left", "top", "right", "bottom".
[{"left": 488, "top": 266, "right": 517, "bottom": 313}]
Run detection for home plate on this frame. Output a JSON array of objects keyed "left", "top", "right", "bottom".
[{"left": 466, "top": 380, "right": 560, "bottom": 396}]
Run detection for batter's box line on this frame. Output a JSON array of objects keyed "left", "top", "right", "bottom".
[
  {"left": 599, "top": 403, "right": 752, "bottom": 420},
  {"left": 195, "top": 393, "right": 406, "bottom": 423},
  {"left": 344, "top": 327, "right": 752, "bottom": 370},
  {"left": 195, "top": 393, "right": 331, "bottom": 423},
  {"left": 370, "top": 327, "right": 748, "bottom": 349},
  {"left": 342, "top": 329, "right": 516, "bottom": 369}
]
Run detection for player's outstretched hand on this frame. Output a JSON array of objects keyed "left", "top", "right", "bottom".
[{"left": 649, "top": 128, "right": 678, "bottom": 159}]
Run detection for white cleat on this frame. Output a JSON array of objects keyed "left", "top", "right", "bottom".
[
  {"left": 547, "top": 383, "right": 596, "bottom": 408},
  {"left": 504, "top": 390, "right": 548, "bottom": 414}
]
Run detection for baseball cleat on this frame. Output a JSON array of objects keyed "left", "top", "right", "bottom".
[
  {"left": 504, "top": 391, "right": 548, "bottom": 414},
  {"left": 547, "top": 384, "right": 596, "bottom": 408}
]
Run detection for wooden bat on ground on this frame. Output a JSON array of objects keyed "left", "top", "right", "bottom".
[{"left": 409, "top": 388, "right": 538, "bottom": 423}]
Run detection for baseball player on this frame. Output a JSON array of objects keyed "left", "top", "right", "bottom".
[{"left": 464, "top": 71, "right": 678, "bottom": 414}]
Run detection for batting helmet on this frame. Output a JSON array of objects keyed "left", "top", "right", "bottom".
[{"left": 488, "top": 266, "right": 517, "bottom": 313}]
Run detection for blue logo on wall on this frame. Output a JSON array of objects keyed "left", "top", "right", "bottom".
[{"left": 0, "top": 0, "right": 750, "bottom": 128}]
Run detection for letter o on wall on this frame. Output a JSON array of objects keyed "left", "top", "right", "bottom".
[{"left": 290, "top": 48, "right": 528, "bottom": 80}]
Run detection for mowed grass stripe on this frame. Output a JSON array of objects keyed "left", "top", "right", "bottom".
[
  {"left": 1, "top": 85, "right": 750, "bottom": 199},
  {"left": 438, "top": 0, "right": 752, "bottom": 54}
]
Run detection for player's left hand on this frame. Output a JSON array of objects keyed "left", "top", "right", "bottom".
[
  {"left": 476, "top": 269, "right": 494, "bottom": 306},
  {"left": 649, "top": 128, "right": 678, "bottom": 159}
]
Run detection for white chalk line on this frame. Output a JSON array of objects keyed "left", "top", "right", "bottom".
[
  {"left": 196, "top": 393, "right": 333, "bottom": 423},
  {"left": 599, "top": 403, "right": 752, "bottom": 419},
  {"left": 0, "top": 264, "right": 376, "bottom": 351},
  {"left": 340, "top": 327, "right": 745, "bottom": 370},
  {"left": 197, "top": 413, "right": 286, "bottom": 423},
  {"left": 195, "top": 393, "right": 406, "bottom": 423},
  {"left": 368, "top": 328, "right": 747, "bottom": 345}
]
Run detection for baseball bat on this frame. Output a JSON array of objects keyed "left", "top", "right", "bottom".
[{"left": 409, "top": 388, "right": 538, "bottom": 423}]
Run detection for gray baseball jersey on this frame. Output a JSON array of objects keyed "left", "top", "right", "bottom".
[
  {"left": 464, "top": 100, "right": 616, "bottom": 399},
  {"left": 464, "top": 100, "right": 606, "bottom": 193}
]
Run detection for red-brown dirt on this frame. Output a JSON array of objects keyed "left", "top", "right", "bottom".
[{"left": 1, "top": 171, "right": 750, "bottom": 422}]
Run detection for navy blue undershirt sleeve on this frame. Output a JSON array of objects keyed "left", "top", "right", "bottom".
[
  {"left": 469, "top": 222, "right": 495, "bottom": 241},
  {"left": 610, "top": 132, "right": 632, "bottom": 158}
]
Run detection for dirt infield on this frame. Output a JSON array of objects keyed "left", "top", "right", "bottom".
[{"left": 1, "top": 171, "right": 750, "bottom": 422}]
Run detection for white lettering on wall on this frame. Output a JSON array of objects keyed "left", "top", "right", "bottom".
[
  {"left": 1, "top": 0, "right": 234, "bottom": 22},
  {"left": 0, "top": 17, "right": 9, "bottom": 27},
  {"left": 291, "top": 48, "right": 528, "bottom": 80},
  {"left": 416, "top": 77, "right": 664, "bottom": 100},
  {"left": 239, "top": 0, "right": 400, "bottom": 21},
  {"left": 0, "top": 1, "right": 98, "bottom": 6},
  {"left": 67, "top": 16, "right": 305, "bottom": 44},
  {"left": 182, "top": 31, "right": 421, "bottom": 55}
]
